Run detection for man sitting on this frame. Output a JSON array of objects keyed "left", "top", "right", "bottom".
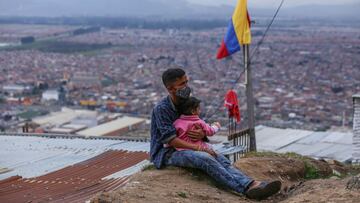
[{"left": 150, "top": 68, "right": 281, "bottom": 200}]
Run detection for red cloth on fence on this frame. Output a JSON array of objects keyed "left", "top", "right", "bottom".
[{"left": 224, "top": 89, "right": 241, "bottom": 123}]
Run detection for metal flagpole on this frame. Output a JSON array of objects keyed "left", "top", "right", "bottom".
[{"left": 243, "top": 44, "right": 257, "bottom": 151}]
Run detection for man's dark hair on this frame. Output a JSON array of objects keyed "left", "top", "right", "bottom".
[
  {"left": 178, "top": 97, "right": 201, "bottom": 115},
  {"left": 162, "top": 68, "right": 185, "bottom": 88}
]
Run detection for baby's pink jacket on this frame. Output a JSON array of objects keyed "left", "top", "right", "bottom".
[{"left": 173, "top": 115, "right": 219, "bottom": 151}]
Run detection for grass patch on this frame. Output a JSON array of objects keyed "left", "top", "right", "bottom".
[
  {"left": 17, "top": 110, "right": 47, "bottom": 120},
  {"left": 177, "top": 191, "right": 187, "bottom": 198},
  {"left": 2, "top": 40, "right": 112, "bottom": 53},
  {"left": 331, "top": 170, "right": 347, "bottom": 179},
  {"left": 245, "top": 151, "right": 334, "bottom": 180},
  {"left": 141, "top": 164, "right": 156, "bottom": 171},
  {"left": 184, "top": 167, "right": 210, "bottom": 181},
  {"left": 350, "top": 164, "right": 360, "bottom": 171},
  {"left": 244, "top": 151, "right": 310, "bottom": 160}
]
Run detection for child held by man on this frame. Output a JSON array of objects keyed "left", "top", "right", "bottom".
[{"left": 173, "top": 97, "right": 221, "bottom": 156}]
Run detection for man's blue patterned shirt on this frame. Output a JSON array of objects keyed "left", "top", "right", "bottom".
[{"left": 150, "top": 96, "right": 179, "bottom": 169}]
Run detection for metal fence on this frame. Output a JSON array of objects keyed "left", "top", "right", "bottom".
[{"left": 227, "top": 128, "right": 254, "bottom": 162}]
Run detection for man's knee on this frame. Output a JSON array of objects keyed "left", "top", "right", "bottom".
[{"left": 216, "top": 154, "right": 231, "bottom": 165}]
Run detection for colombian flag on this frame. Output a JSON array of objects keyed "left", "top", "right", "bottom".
[{"left": 216, "top": 0, "right": 251, "bottom": 60}]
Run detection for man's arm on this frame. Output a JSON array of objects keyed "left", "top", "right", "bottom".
[
  {"left": 152, "top": 105, "right": 216, "bottom": 157},
  {"left": 153, "top": 106, "right": 177, "bottom": 144},
  {"left": 187, "top": 124, "right": 206, "bottom": 141},
  {"left": 168, "top": 137, "right": 217, "bottom": 157},
  {"left": 168, "top": 137, "right": 199, "bottom": 150}
]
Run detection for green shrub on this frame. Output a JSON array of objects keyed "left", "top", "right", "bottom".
[{"left": 304, "top": 162, "right": 320, "bottom": 179}]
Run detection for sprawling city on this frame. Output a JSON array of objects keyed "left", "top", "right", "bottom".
[
  {"left": 1, "top": 0, "right": 360, "bottom": 202},
  {"left": 0, "top": 19, "right": 358, "bottom": 133}
]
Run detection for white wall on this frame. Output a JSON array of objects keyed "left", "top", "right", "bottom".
[
  {"left": 353, "top": 95, "right": 360, "bottom": 163},
  {"left": 42, "top": 90, "right": 59, "bottom": 101}
]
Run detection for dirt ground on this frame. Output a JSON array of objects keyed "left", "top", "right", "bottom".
[{"left": 91, "top": 154, "right": 360, "bottom": 203}]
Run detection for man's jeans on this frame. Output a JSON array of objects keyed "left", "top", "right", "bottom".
[{"left": 165, "top": 150, "right": 253, "bottom": 194}]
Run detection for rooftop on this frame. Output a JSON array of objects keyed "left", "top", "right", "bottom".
[
  {"left": 256, "top": 125, "right": 353, "bottom": 162},
  {"left": 0, "top": 124, "right": 355, "bottom": 202},
  {"left": 0, "top": 134, "right": 149, "bottom": 180},
  {"left": 77, "top": 116, "right": 145, "bottom": 137},
  {"left": 32, "top": 107, "right": 97, "bottom": 127},
  {"left": 0, "top": 150, "right": 148, "bottom": 203}
]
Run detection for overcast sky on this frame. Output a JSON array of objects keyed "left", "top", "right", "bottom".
[
  {"left": 0, "top": 0, "right": 358, "bottom": 18},
  {"left": 188, "top": 0, "right": 360, "bottom": 8}
]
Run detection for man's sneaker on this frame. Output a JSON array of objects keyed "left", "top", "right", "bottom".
[{"left": 245, "top": 180, "right": 281, "bottom": 200}]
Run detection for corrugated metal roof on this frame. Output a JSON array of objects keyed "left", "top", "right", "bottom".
[
  {"left": 0, "top": 135, "right": 149, "bottom": 180},
  {"left": 294, "top": 132, "right": 329, "bottom": 144},
  {"left": 0, "top": 133, "right": 252, "bottom": 202},
  {"left": 321, "top": 132, "right": 352, "bottom": 144},
  {"left": 103, "top": 159, "right": 150, "bottom": 180},
  {"left": 77, "top": 116, "right": 145, "bottom": 136},
  {"left": 256, "top": 126, "right": 313, "bottom": 151},
  {"left": 255, "top": 125, "right": 353, "bottom": 162},
  {"left": 33, "top": 107, "right": 97, "bottom": 126},
  {"left": 0, "top": 150, "right": 149, "bottom": 203}
]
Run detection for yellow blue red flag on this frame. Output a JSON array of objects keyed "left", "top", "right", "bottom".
[{"left": 217, "top": 0, "right": 251, "bottom": 59}]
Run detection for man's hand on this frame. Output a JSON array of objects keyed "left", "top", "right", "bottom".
[
  {"left": 202, "top": 147, "right": 217, "bottom": 157},
  {"left": 187, "top": 124, "right": 205, "bottom": 141}
]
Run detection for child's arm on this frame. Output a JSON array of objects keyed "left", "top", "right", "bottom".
[
  {"left": 198, "top": 120, "right": 221, "bottom": 136},
  {"left": 211, "top": 122, "right": 221, "bottom": 133}
]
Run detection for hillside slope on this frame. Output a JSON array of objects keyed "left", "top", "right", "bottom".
[{"left": 91, "top": 153, "right": 360, "bottom": 203}]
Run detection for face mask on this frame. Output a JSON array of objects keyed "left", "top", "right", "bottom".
[{"left": 175, "top": 86, "right": 191, "bottom": 100}]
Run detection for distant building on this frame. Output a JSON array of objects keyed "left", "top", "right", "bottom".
[
  {"left": 49, "top": 124, "right": 87, "bottom": 134},
  {"left": 77, "top": 116, "right": 145, "bottom": 137},
  {"left": 5, "top": 97, "right": 21, "bottom": 105},
  {"left": 42, "top": 90, "right": 60, "bottom": 101},
  {"left": 71, "top": 72, "right": 101, "bottom": 88},
  {"left": 353, "top": 94, "right": 360, "bottom": 163},
  {"left": 2, "top": 84, "right": 33, "bottom": 96},
  {"left": 71, "top": 116, "right": 98, "bottom": 128},
  {"left": 32, "top": 107, "right": 97, "bottom": 128}
]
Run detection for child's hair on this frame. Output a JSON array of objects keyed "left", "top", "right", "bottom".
[{"left": 178, "top": 96, "right": 201, "bottom": 115}]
